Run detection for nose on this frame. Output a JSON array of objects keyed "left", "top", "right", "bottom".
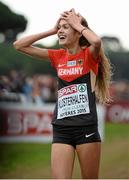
[{"left": 58, "top": 27, "right": 64, "bottom": 33}]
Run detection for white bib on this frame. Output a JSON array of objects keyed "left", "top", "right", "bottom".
[{"left": 57, "top": 83, "right": 90, "bottom": 119}]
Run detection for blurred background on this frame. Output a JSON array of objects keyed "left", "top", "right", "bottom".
[{"left": 0, "top": 0, "right": 129, "bottom": 179}]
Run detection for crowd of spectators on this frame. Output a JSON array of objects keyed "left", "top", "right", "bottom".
[
  {"left": 0, "top": 70, "right": 57, "bottom": 104},
  {"left": 0, "top": 70, "right": 129, "bottom": 104}
]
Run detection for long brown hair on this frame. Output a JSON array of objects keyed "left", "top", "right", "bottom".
[{"left": 79, "top": 18, "right": 112, "bottom": 104}]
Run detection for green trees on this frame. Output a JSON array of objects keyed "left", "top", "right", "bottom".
[
  {"left": 101, "top": 36, "right": 129, "bottom": 81},
  {"left": 0, "top": 1, "right": 27, "bottom": 43},
  {"left": 101, "top": 36, "right": 125, "bottom": 52},
  {"left": 0, "top": 43, "right": 56, "bottom": 76}
]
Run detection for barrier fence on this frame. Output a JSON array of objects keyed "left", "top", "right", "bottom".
[{"left": 0, "top": 102, "right": 128, "bottom": 143}]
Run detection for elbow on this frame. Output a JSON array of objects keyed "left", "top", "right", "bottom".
[
  {"left": 13, "top": 41, "right": 20, "bottom": 50},
  {"left": 93, "top": 37, "right": 101, "bottom": 48},
  {"left": 13, "top": 41, "right": 24, "bottom": 51}
]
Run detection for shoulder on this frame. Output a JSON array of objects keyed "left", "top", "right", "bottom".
[
  {"left": 48, "top": 48, "right": 66, "bottom": 59},
  {"left": 48, "top": 48, "right": 65, "bottom": 55}
]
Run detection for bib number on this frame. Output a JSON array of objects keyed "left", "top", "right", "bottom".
[{"left": 57, "top": 83, "right": 90, "bottom": 119}]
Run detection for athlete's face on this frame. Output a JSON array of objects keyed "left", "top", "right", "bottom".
[{"left": 57, "top": 20, "right": 80, "bottom": 48}]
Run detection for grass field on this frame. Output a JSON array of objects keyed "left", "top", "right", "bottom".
[{"left": 0, "top": 123, "right": 129, "bottom": 179}]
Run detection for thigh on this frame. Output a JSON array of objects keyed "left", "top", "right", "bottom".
[
  {"left": 51, "top": 143, "right": 75, "bottom": 179},
  {"left": 76, "top": 142, "right": 101, "bottom": 179}
]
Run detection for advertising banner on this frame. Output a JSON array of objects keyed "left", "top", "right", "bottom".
[
  {"left": 105, "top": 101, "right": 129, "bottom": 123},
  {"left": 0, "top": 103, "right": 54, "bottom": 142},
  {"left": 2, "top": 101, "right": 128, "bottom": 142}
]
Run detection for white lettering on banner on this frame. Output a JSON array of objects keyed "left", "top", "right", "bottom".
[
  {"left": 0, "top": 103, "right": 105, "bottom": 142},
  {"left": 8, "top": 113, "right": 22, "bottom": 134},
  {"left": 6, "top": 112, "right": 52, "bottom": 135},
  {"left": 23, "top": 114, "right": 39, "bottom": 133},
  {"left": 108, "top": 105, "right": 129, "bottom": 123},
  {"left": 58, "top": 67, "right": 83, "bottom": 76},
  {"left": 57, "top": 83, "right": 90, "bottom": 119},
  {"left": 37, "top": 115, "right": 52, "bottom": 133}
]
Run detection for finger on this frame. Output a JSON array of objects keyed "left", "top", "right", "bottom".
[
  {"left": 61, "top": 11, "right": 70, "bottom": 16},
  {"left": 60, "top": 14, "right": 67, "bottom": 20},
  {"left": 62, "top": 11, "right": 70, "bottom": 15},
  {"left": 71, "top": 8, "right": 76, "bottom": 14},
  {"left": 61, "top": 13, "right": 68, "bottom": 17},
  {"left": 61, "top": 14, "right": 68, "bottom": 18},
  {"left": 60, "top": 16, "right": 67, "bottom": 21}
]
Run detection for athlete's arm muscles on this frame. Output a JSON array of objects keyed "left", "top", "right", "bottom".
[
  {"left": 81, "top": 28, "right": 101, "bottom": 59},
  {"left": 15, "top": 45, "right": 49, "bottom": 60},
  {"left": 13, "top": 29, "right": 58, "bottom": 60}
]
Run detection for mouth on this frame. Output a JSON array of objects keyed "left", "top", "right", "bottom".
[{"left": 58, "top": 34, "right": 66, "bottom": 40}]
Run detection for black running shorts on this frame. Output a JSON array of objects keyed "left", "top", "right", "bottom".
[{"left": 52, "top": 124, "right": 101, "bottom": 148}]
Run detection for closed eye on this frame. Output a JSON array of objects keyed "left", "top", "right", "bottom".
[
  {"left": 58, "top": 24, "right": 70, "bottom": 30},
  {"left": 63, "top": 24, "right": 70, "bottom": 29}
]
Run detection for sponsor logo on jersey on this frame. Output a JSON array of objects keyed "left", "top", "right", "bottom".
[
  {"left": 67, "top": 60, "right": 76, "bottom": 67},
  {"left": 58, "top": 84, "right": 77, "bottom": 98},
  {"left": 77, "top": 59, "right": 83, "bottom": 65},
  {"left": 58, "top": 64, "right": 66, "bottom": 67}
]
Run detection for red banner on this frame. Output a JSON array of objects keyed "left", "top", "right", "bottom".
[
  {"left": 105, "top": 101, "right": 129, "bottom": 123},
  {"left": 0, "top": 103, "right": 55, "bottom": 142},
  {"left": 0, "top": 101, "right": 128, "bottom": 143}
]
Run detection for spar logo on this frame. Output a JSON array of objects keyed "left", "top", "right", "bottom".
[
  {"left": 78, "top": 84, "right": 86, "bottom": 92},
  {"left": 58, "top": 84, "right": 77, "bottom": 98},
  {"left": 5, "top": 112, "right": 52, "bottom": 135}
]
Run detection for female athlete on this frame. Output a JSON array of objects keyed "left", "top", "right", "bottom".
[{"left": 13, "top": 9, "right": 112, "bottom": 179}]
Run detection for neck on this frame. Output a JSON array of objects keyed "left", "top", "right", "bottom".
[{"left": 67, "top": 45, "right": 82, "bottom": 55}]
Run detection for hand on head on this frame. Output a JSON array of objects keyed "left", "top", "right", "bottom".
[
  {"left": 61, "top": 8, "right": 77, "bottom": 20},
  {"left": 60, "top": 8, "right": 82, "bottom": 30},
  {"left": 54, "top": 9, "right": 85, "bottom": 34}
]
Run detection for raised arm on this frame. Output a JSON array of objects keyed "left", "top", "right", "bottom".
[
  {"left": 61, "top": 9, "right": 101, "bottom": 59},
  {"left": 13, "top": 20, "right": 60, "bottom": 60}
]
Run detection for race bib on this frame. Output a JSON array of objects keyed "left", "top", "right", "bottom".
[{"left": 57, "top": 83, "right": 90, "bottom": 119}]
